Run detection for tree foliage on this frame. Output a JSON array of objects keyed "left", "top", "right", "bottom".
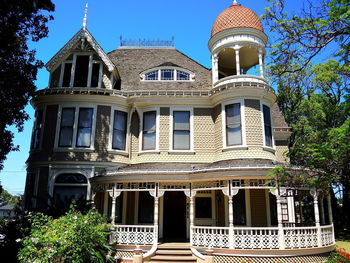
[
  {"left": 0, "top": 0, "right": 54, "bottom": 171},
  {"left": 263, "top": 0, "right": 350, "bottom": 75},
  {"left": 18, "top": 208, "right": 113, "bottom": 263}
]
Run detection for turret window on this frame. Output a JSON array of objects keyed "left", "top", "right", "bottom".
[
  {"left": 142, "top": 111, "right": 157, "bottom": 150},
  {"left": 225, "top": 103, "right": 242, "bottom": 146},
  {"left": 59, "top": 108, "right": 75, "bottom": 147},
  {"left": 30, "top": 109, "right": 44, "bottom": 150},
  {"left": 112, "top": 110, "right": 127, "bottom": 150},
  {"left": 76, "top": 108, "right": 94, "bottom": 148},
  {"left": 263, "top": 105, "right": 272, "bottom": 147}
]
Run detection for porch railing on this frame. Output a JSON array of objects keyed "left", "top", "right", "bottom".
[
  {"left": 191, "top": 225, "right": 335, "bottom": 250},
  {"left": 110, "top": 225, "right": 155, "bottom": 245}
]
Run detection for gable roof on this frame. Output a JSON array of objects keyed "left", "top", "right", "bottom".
[{"left": 45, "top": 28, "right": 116, "bottom": 72}]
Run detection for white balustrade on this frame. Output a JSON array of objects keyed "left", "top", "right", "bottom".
[
  {"left": 191, "top": 225, "right": 334, "bottom": 250},
  {"left": 110, "top": 225, "right": 155, "bottom": 245},
  {"left": 320, "top": 225, "right": 334, "bottom": 247}
]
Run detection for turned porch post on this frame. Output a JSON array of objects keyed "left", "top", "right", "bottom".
[
  {"left": 273, "top": 188, "right": 285, "bottom": 249},
  {"left": 234, "top": 47, "right": 241, "bottom": 75},
  {"left": 311, "top": 188, "right": 322, "bottom": 247},
  {"left": 109, "top": 187, "right": 121, "bottom": 228},
  {"left": 190, "top": 195, "right": 195, "bottom": 244},
  {"left": 154, "top": 196, "right": 159, "bottom": 244}
]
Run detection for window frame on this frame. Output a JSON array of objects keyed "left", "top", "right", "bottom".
[
  {"left": 54, "top": 104, "right": 97, "bottom": 151},
  {"left": 141, "top": 67, "right": 194, "bottom": 82},
  {"left": 30, "top": 107, "right": 46, "bottom": 151},
  {"left": 108, "top": 107, "right": 129, "bottom": 155},
  {"left": 221, "top": 99, "right": 247, "bottom": 150},
  {"left": 260, "top": 102, "right": 275, "bottom": 151},
  {"left": 139, "top": 107, "right": 160, "bottom": 153},
  {"left": 194, "top": 191, "right": 215, "bottom": 221},
  {"left": 169, "top": 107, "right": 194, "bottom": 153},
  {"left": 58, "top": 53, "right": 103, "bottom": 88}
]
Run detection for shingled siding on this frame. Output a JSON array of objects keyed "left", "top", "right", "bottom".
[
  {"left": 130, "top": 111, "right": 140, "bottom": 159},
  {"left": 244, "top": 99, "right": 263, "bottom": 146},
  {"left": 213, "top": 104, "right": 223, "bottom": 154},
  {"left": 159, "top": 107, "right": 170, "bottom": 151},
  {"left": 94, "top": 105, "right": 111, "bottom": 159}
]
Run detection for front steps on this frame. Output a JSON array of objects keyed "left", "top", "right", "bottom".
[{"left": 146, "top": 243, "right": 197, "bottom": 263}]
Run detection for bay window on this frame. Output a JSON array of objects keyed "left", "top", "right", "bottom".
[
  {"left": 112, "top": 110, "right": 127, "bottom": 150},
  {"left": 142, "top": 111, "right": 157, "bottom": 150},
  {"left": 57, "top": 106, "right": 95, "bottom": 149},
  {"left": 225, "top": 103, "right": 242, "bottom": 146},
  {"left": 173, "top": 111, "right": 191, "bottom": 150},
  {"left": 263, "top": 105, "right": 273, "bottom": 147}
]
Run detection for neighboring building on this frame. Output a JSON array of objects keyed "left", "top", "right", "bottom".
[
  {"left": 0, "top": 204, "right": 15, "bottom": 219},
  {"left": 24, "top": 1, "right": 335, "bottom": 262}
]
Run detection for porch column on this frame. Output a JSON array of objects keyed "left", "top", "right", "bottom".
[
  {"left": 154, "top": 196, "right": 159, "bottom": 245},
  {"left": 275, "top": 191, "right": 285, "bottom": 249},
  {"left": 311, "top": 188, "right": 322, "bottom": 247},
  {"left": 212, "top": 54, "right": 219, "bottom": 83},
  {"left": 228, "top": 195, "right": 234, "bottom": 249},
  {"left": 258, "top": 50, "right": 264, "bottom": 78},
  {"left": 234, "top": 47, "right": 241, "bottom": 75},
  {"left": 109, "top": 187, "right": 121, "bottom": 229},
  {"left": 320, "top": 196, "right": 325, "bottom": 225},
  {"left": 327, "top": 193, "right": 333, "bottom": 224},
  {"left": 190, "top": 195, "right": 194, "bottom": 244}
]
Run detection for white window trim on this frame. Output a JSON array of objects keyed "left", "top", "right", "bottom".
[
  {"left": 221, "top": 99, "right": 247, "bottom": 150},
  {"left": 140, "top": 66, "right": 195, "bottom": 82},
  {"left": 168, "top": 107, "right": 195, "bottom": 154},
  {"left": 54, "top": 104, "right": 97, "bottom": 151},
  {"left": 58, "top": 53, "right": 103, "bottom": 88},
  {"left": 260, "top": 101, "right": 276, "bottom": 152},
  {"left": 30, "top": 105, "right": 46, "bottom": 152},
  {"left": 108, "top": 106, "right": 129, "bottom": 155},
  {"left": 139, "top": 107, "right": 160, "bottom": 154}
]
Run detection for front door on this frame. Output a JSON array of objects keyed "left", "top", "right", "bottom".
[{"left": 163, "top": 191, "right": 187, "bottom": 241}]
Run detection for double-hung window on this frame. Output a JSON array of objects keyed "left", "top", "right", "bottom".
[
  {"left": 225, "top": 103, "right": 242, "bottom": 146},
  {"left": 173, "top": 111, "right": 191, "bottom": 150},
  {"left": 263, "top": 105, "right": 273, "bottom": 147},
  {"left": 142, "top": 111, "right": 157, "bottom": 150},
  {"left": 112, "top": 110, "right": 127, "bottom": 150},
  {"left": 57, "top": 106, "right": 94, "bottom": 148},
  {"left": 31, "top": 109, "right": 44, "bottom": 150}
]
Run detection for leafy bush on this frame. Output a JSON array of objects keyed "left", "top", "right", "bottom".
[
  {"left": 18, "top": 207, "right": 113, "bottom": 263},
  {"left": 326, "top": 248, "right": 350, "bottom": 263}
]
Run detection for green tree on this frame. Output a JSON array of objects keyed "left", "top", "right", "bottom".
[{"left": 0, "top": 0, "right": 54, "bottom": 171}]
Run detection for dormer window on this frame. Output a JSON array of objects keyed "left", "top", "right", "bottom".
[
  {"left": 141, "top": 67, "right": 194, "bottom": 82},
  {"left": 59, "top": 54, "right": 102, "bottom": 88}
]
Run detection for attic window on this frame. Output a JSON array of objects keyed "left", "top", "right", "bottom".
[
  {"left": 59, "top": 54, "right": 102, "bottom": 88},
  {"left": 142, "top": 67, "right": 193, "bottom": 82}
]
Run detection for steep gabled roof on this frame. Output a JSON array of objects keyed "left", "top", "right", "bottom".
[{"left": 45, "top": 28, "right": 115, "bottom": 72}]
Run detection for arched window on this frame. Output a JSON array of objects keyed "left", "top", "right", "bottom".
[
  {"left": 141, "top": 67, "right": 193, "bottom": 82},
  {"left": 54, "top": 173, "right": 88, "bottom": 208}
]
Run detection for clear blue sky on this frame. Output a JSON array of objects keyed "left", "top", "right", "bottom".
[{"left": 0, "top": 0, "right": 308, "bottom": 195}]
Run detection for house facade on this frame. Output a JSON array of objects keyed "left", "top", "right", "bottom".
[{"left": 25, "top": 2, "right": 335, "bottom": 262}]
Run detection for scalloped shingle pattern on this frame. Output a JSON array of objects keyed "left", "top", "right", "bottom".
[{"left": 211, "top": 4, "right": 263, "bottom": 37}]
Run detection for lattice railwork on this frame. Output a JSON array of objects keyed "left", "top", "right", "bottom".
[
  {"left": 192, "top": 226, "right": 229, "bottom": 248},
  {"left": 114, "top": 250, "right": 134, "bottom": 260},
  {"left": 232, "top": 228, "right": 279, "bottom": 249},
  {"left": 160, "top": 182, "right": 189, "bottom": 189},
  {"left": 193, "top": 181, "right": 226, "bottom": 190},
  {"left": 110, "top": 225, "right": 154, "bottom": 245},
  {"left": 214, "top": 254, "right": 329, "bottom": 263},
  {"left": 321, "top": 226, "right": 334, "bottom": 246},
  {"left": 283, "top": 227, "right": 318, "bottom": 249}
]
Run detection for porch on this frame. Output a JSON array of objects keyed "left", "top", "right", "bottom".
[{"left": 92, "top": 180, "right": 335, "bottom": 259}]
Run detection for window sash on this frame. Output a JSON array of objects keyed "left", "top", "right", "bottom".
[
  {"left": 143, "top": 111, "right": 156, "bottom": 150},
  {"left": 225, "top": 103, "right": 242, "bottom": 146},
  {"left": 173, "top": 111, "right": 190, "bottom": 150},
  {"left": 59, "top": 108, "right": 75, "bottom": 147},
  {"left": 263, "top": 105, "right": 272, "bottom": 147},
  {"left": 112, "top": 110, "right": 127, "bottom": 150},
  {"left": 145, "top": 70, "right": 158, "bottom": 80},
  {"left": 177, "top": 70, "right": 190, "bottom": 80},
  {"left": 76, "top": 108, "right": 93, "bottom": 147},
  {"left": 161, "top": 69, "right": 174, "bottom": 80},
  {"left": 31, "top": 109, "right": 44, "bottom": 149}
]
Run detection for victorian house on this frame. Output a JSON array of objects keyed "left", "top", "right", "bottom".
[{"left": 25, "top": 1, "right": 335, "bottom": 262}]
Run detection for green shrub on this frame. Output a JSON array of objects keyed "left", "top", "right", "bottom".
[
  {"left": 18, "top": 207, "right": 113, "bottom": 263},
  {"left": 326, "top": 248, "right": 350, "bottom": 263}
]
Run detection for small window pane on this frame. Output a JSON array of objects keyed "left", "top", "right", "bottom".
[
  {"left": 177, "top": 70, "right": 190, "bottom": 80},
  {"left": 62, "top": 63, "right": 72, "bottom": 87},
  {"left": 173, "top": 131, "right": 190, "bottom": 150},
  {"left": 161, "top": 69, "right": 174, "bottom": 80},
  {"left": 90, "top": 63, "right": 100, "bottom": 87},
  {"left": 76, "top": 108, "right": 93, "bottom": 147},
  {"left": 263, "top": 105, "right": 272, "bottom": 147},
  {"left": 59, "top": 108, "right": 75, "bottom": 147},
  {"left": 143, "top": 111, "right": 156, "bottom": 150},
  {"left": 173, "top": 111, "right": 190, "bottom": 150},
  {"left": 143, "top": 132, "right": 156, "bottom": 150},
  {"left": 74, "top": 55, "right": 89, "bottom": 87},
  {"left": 225, "top": 104, "right": 242, "bottom": 146},
  {"left": 143, "top": 111, "right": 156, "bottom": 132},
  {"left": 145, "top": 70, "right": 158, "bottom": 80},
  {"left": 227, "top": 125, "right": 242, "bottom": 145},
  {"left": 173, "top": 111, "right": 190, "bottom": 130},
  {"left": 112, "top": 110, "right": 127, "bottom": 150}
]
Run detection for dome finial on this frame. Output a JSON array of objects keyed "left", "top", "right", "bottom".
[
  {"left": 233, "top": 0, "right": 238, "bottom": 5},
  {"left": 82, "top": 3, "right": 88, "bottom": 29}
]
